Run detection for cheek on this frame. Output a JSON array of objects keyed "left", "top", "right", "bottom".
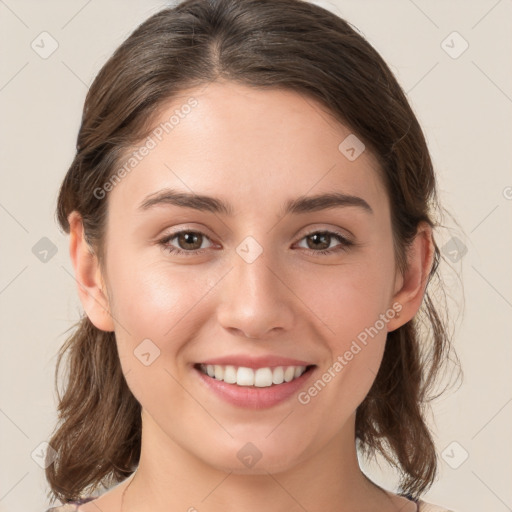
[
  {"left": 106, "top": 251, "right": 215, "bottom": 338},
  {"left": 295, "top": 265, "right": 391, "bottom": 424},
  {"left": 293, "top": 255, "right": 394, "bottom": 404},
  {"left": 104, "top": 250, "right": 224, "bottom": 391},
  {"left": 299, "top": 260, "right": 396, "bottom": 347},
  {"left": 105, "top": 257, "right": 219, "bottom": 411}
]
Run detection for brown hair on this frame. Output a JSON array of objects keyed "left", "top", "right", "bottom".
[{"left": 47, "top": 0, "right": 460, "bottom": 504}]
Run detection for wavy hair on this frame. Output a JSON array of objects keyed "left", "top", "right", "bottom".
[{"left": 46, "top": 0, "right": 460, "bottom": 504}]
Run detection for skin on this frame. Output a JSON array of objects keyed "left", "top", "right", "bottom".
[{"left": 69, "top": 81, "right": 434, "bottom": 512}]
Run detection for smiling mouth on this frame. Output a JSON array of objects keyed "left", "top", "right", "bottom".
[{"left": 195, "top": 363, "right": 316, "bottom": 387}]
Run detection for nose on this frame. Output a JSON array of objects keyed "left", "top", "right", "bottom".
[{"left": 216, "top": 248, "right": 295, "bottom": 340}]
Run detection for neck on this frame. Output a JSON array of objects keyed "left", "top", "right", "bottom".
[{"left": 120, "top": 410, "right": 396, "bottom": 512}]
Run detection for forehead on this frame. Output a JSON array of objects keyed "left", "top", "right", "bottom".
[{"left": 108, "top": 81, "right": 387, "bottom": 216}]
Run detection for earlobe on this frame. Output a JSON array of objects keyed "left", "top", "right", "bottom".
[
  {"left": 387, "top": 223, "right": 434, "bottom": 332},
  {"left": 68, "top": 211, "right": 115, "bottom": 332}
]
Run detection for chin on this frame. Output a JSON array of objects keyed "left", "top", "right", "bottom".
[{"left": 193, "top": 433, "right": 312, "bottom": 476}]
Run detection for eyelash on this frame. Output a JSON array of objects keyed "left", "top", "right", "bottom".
[{"left": 157, "top": 229, "right": 353, "bottom": 257}]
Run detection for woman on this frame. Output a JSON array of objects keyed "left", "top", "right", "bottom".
[{"left": 45, "top": 0, "right": 459, "bottom": 510}]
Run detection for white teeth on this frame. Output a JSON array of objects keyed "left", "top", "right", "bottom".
[
  {"left": 283, "top": 366, "right": 295, "bottom": 382},
  {"left": 223, "top": 365, "right": 237, "bottom": 384},
  {"left": 199, "top": 364, "right": 308, "bottom": 387},
  {"left": 254, "top": 368, "right": 273, "bottom": 387},
  {"left": 214, "top": 365, "right": 224, "bottom": 380},
  {"left": 236, "top": 367, "right": 255, "bottom": 386},
  {"left": 272, "top": 366, "right": 284, "bottom": 385}
]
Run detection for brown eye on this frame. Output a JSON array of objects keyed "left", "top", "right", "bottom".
[
  {"left": 159, "top": 230, "right": 214, "bottom": 256},
  {"left": 296, "top": 230, "right": 353, "bottom": 255},
  {"left": 305, "top": 232, "right": 331, "bottom": 250},
  {"left": 176, "top": 231, "right": 203, "bottom": 250}
]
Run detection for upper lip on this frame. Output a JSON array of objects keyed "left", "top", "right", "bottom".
[{"left": 197, "top": 355, "right": 314, "bottom": 369}]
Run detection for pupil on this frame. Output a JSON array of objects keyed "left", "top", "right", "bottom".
[
  {"left": 180, "top": 232, "right": 200, "bottom": 249},
  {"left": 309, "top": 233, "right": 329, "bottom": 250}
]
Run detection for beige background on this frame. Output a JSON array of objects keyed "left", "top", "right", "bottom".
[{"left": 0, "top": 1, "right": 511, "bottom": 511}]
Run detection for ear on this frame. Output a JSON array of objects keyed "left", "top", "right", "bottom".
[
  {"left": 68, "top": 211, "right": 115, "bottom": 332},
  {"left": 387, "top": 222, "right": 435, "bottom": 332}
]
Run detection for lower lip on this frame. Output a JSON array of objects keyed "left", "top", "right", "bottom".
[{"left": 194, "top": 366, "right": 316, "bottom": 409}]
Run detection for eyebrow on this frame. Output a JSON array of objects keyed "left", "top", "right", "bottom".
[{"left": 138, "top": 188, "right": 373, "bottom": 216}]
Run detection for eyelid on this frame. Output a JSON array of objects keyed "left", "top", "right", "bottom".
[
  {"left": 159, "top": 228, "right": 216, "bottom": 251},
  {"left": 158, "top": 225, "right": 354, "bottom": 257},
  {"left": 292, "top": 228, "right": 353, "bottom": 253},
  {"left": 157, "top": 223, "right": 216, "bottom": 242},
  {"left": 297, "top": 226, "right": 353, "bottom": 243},
  {"left": 292, "top": 222, "right": 354, "bottom": 245}
]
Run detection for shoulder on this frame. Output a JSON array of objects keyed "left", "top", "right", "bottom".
[
  {"left": 417, "top": 499, "right": 457, "bottom": 512},
  {"left": 44, "top": 497, "right": 96, "bottom": 512},
  {"left": 44, "top": 505, "right": 79, "bottom": 512}
]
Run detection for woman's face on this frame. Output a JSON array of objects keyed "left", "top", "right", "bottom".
[{"left": 98, "top": 81, "right": 404, "bottom": 473}]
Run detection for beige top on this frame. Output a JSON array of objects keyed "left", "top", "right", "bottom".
[
  {"left": 45, "top": 498, "right": 456, "bottom": 511},
  {"left": 417, "top": 500, "right": 456, "bottom": 511}
]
